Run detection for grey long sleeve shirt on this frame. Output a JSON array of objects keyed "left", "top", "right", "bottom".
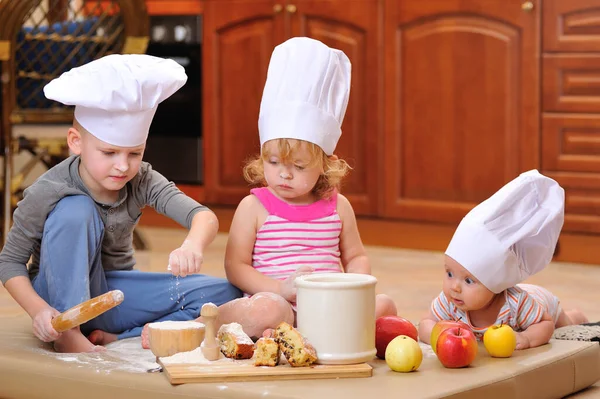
[{"left": 0, "top": 155, "right": 208, "bottom": 285}]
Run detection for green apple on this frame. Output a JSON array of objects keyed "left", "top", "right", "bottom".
[
  {"left": 385, "top": 335, "right": 423, "bottom": 372},
  {"left": 483, "top": 323, "right": 517, "bottom": 358}
]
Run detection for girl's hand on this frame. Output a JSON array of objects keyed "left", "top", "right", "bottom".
[
  {"left": 33, "top": 307, "right": 61, "bottom": 342},
  {"left": 278, "top": 266, "right": 314, "bottom": 302},
  {"left": 168, "top": 240, "right": 204, "bottom": 277},
  {"left": 516, "top": 332, "right": 531, "bottom": 350}
]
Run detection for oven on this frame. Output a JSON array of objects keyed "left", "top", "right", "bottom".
[{"left": 144, "top": 15, "right": 203, "bottom": 184}]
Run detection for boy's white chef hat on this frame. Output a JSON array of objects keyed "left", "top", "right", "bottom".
[
  {"left": 258, "top": 37, "right": 351, "bottom": 155},
  {"left": 445, "top": 170, "right": 565, "bottom": 293},
  {"left": 44, "top": 54, "right": 187, "bottom": 147}
]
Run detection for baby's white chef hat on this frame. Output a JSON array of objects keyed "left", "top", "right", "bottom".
[
  {"left": 44, "top": 54, "right": 187, "bottom": 147},
  {"left": 445, "top": 170, "right": 565, "bottom": 293},
  {"left": 258, "top": 37, "right": 351, "bottom": 155}
]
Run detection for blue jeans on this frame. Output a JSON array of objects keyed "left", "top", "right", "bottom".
[{"left": 32, "top": 195, "right": 241, "bottom": 339}]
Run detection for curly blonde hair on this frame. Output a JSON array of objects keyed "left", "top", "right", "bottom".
[{"left": 243, "top": 138, "right": 350, "bottom": 200}]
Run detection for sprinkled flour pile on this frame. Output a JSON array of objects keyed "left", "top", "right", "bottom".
[{"left": 160, "top": 346, "right": 233, "bottom": 364}]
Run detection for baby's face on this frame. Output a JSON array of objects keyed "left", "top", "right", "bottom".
[{"left": 442, "top": 255, "right": 495, "bottom": 312}]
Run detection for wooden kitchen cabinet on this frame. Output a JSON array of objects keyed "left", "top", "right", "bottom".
[
  {"left": 202, "top": 0, "right": 381, "bottom": 215},
  {"left": 541, "top": 0, "right": 600, "bottom": 235},
  {"left": 382, "top": 0, "right": 540, "bottom": 223},
  {"left": 196, "top": 0, "right": 600, "bottom": 263}
]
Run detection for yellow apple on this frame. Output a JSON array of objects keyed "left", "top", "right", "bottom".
[
  {"left": 483, "top": 323, "right": 517, "bottom": 358},
  {"left": 385, "top": 335, "right": 423, "bottom": 372}
]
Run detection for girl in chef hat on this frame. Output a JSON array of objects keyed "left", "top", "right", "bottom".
[
  {"left": 206, "top": 37, "right": 398, "bottom": 337},
  {"left": 418, "top": 170, "right": 588, "bottom": 350}
]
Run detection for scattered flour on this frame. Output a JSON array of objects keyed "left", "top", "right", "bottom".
[{"left": 35, "top": 337, "right": 159, "bottom": 374}]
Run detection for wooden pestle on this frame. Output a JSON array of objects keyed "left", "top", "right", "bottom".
[
  {"left": 51, "top": 290, "right": 124, "bottom": 333},
  {"left": 200, "top": 302, "right": 220, "bottom": 361}
]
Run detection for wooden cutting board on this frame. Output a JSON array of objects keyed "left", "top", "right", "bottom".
[{"left": 159, "top": 358, "right": 373, "bottom": 385}]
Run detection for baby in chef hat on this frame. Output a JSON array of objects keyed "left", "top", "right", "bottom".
[
  {"left": 190, "top": 37, "right": 398, "bottom": 338},
  {"left": 0, "top": 54, "right": 241, "bottom": 353},
  {"left": 418, "top": 170, "right": 588, "bottom": 350}
]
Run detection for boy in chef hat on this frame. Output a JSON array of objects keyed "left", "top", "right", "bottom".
[
  {"left": 419, "top": 170, "right": 588, "bottom": 350},
  {"left": 0, "top": 54, "right": 241, "bottom": 353},
  {"left": 198, "top": 37, "right": 397, "bottom": 338}
]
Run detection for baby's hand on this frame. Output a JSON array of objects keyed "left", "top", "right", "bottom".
[
  {"left": 33, "top": 307, "right": 61, "bottom": 342},
  {"left": 168, "top": 240, "right": 204, "bottom": 277},
  {"left": 278, "top": 266, "right": 314, "bottom": 302},
  {"left": 515, "top": 332, "right": 531, "bottom": 350}
]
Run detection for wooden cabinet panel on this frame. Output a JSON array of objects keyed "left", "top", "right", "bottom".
[
  {"left": 542, "top": 114, "right": 600, "bottom": 173},
  {"left": 289, "top": 0, "right": 381, "bottom": 215},
  {"left": 543, "top": 0, "right": 600, "bottom": 52},
  {"left": 543, "top": 54, "right": 600, "bottom": 113},
  {"left": 203, "top": 0, "right": 284, "bottom": 204},
  {"left": 544, "top": 171, "right": 600, "bottom": 234},
  {"left": 542, "top": 114, "right": 600, "bottom": 234},
  {"left": 383, "top": 0, "right": 540, "bottom": 223}
]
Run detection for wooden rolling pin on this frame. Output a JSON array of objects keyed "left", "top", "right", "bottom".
[{"left": 51, "top": 290, "right": 124, "bottom": 333}]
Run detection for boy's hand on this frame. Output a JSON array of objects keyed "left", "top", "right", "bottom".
[
  {"left": 168, "top": 240, "right": 204, "bottom": 277},
  {"left": 278, "top": 266, "right": 314, "bottom": 302},
  {"left": 33, "top": 307, "right": 61, "bottom": 342}
]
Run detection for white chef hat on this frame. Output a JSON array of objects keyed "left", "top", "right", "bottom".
[
  {"left": 43, "top": 54, "right": 187, "bottom": 147},
  {"left": 258, "top": 37, "right": 351, "bottom": 156},
  {"left": 445, "top": 170, "right": 565, "bottom": 294}
]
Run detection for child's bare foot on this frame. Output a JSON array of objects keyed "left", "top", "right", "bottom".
[
  {"left": 53, "top": 329, "right": 105, "bottom": 353},
  {"left": 141, "top": 323, "right": 151, "bottom": 349},
  {"left": 88, "top": 330, "right": 118, "bottom": 346}
]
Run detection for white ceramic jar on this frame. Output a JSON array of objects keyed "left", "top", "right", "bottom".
[{"left": 295, "top": 273, "right": 377, "bottom": 365}]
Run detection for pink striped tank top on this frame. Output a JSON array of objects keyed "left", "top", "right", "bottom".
[{"left": 251, "top": 187, "right": 343, "bottom": 281}]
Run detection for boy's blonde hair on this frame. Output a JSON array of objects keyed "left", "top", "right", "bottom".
[{"left": 243, "top": 138, "right": 350, "bottom": 200}]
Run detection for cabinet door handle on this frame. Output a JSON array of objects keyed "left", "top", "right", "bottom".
[
  {"left": 273, "top": 4, "right": 283, "bottom": 13},
  {"left": 522, "top": 1, "right": 534, "bottom": 11},
  {"left": 286, "top": 4, "right": 297, "bottom": 13}
]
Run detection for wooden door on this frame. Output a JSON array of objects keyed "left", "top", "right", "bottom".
[
  {"left": 288, "top": 0, "right": 381, "bottom": 216},
  {"left": 203, "top": 0, "right": 284, "bottom": 204},
  {"left": 383, "top": 0, "right": 540, "bottom": 223}
]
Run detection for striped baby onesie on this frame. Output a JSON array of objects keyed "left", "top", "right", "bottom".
[
  {"left": 431, "top": 283, "right": 561, "bottom": 340},
  {"left": 250, "top": 187, "right": 343, "bottom": 282}
]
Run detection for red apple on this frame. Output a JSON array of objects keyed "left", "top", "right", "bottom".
[
  {"left": 376, "top": 316, "right": 418, "bottom": 359},
  {"left": 436, "top": 327, "right": 478, "bottom": 368},
  {"left": 430, "top": 319, "right": 470, "bottom": 354}
]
